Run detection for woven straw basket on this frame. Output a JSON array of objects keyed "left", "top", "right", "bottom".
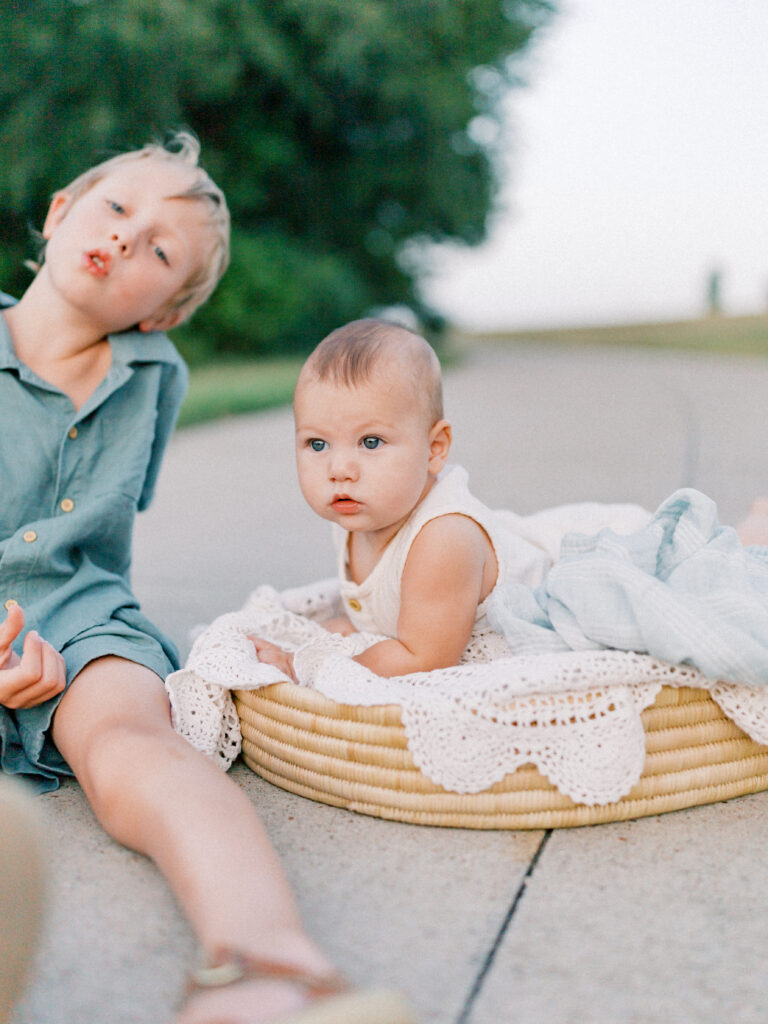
[{"left": 235, "top": 683, "right": 768, "bottom": 828}]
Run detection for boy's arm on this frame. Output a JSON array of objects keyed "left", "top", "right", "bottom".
[{"left": 354, "top": 514, "right": 495, "bottom": 677}]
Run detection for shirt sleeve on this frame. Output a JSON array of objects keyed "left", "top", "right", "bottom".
[{"left": 138, "top": 356, "right": 189, "bottom": 511}]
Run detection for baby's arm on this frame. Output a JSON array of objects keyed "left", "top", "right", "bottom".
[
  {"left": 354, "top": 514, "right": 495, "bottom": 677},
  {"left": 250, "top": 515, "right": 493, "bottom": 680},
  {"left": 0, "top": 605, "right": 67, "bottom": 709}
]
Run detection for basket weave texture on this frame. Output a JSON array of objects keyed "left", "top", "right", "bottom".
[{"left": 235, "top": 683, "right": 768, "bottom": 829}]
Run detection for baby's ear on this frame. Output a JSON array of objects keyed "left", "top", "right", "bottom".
[{"left": 428, "top": 419, "right": 452, "bottom": 474}]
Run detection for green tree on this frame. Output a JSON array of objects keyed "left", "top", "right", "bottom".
[{"left": 0, "top": 0, "right": 554, "bottom": 358}]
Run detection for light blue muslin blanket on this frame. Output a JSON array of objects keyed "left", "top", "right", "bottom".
[{"left": 487, "top": 488, "right": 768, "bottom": 687}]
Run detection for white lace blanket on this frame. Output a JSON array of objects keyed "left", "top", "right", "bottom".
[{"left": 166, "top": 578, "right": 768, "bottom": 806}]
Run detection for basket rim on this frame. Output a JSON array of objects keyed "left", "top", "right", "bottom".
[{"left": 235, "top": 682, "right": 768, "bottom": 829}]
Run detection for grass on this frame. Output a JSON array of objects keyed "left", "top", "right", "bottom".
[
  {"left": 177, "top": 356, "right": 303, "bottom": 428},
  {"left": 177, "top": 313, "right": 768, "bottom": 429},
  {"left": 459, "top": 312, "right": 768, "bottom": 356}
]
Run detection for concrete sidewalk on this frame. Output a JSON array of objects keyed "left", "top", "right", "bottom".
[{"left": 12, "top": 340, "right": 768, "bottom": 1024}]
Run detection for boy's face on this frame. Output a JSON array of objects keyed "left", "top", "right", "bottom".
[
  {"left": 41, "top": 158, "right": 212, "bottom": 334},
  {"left": 294, "top": 363, "right": 450, "bottom": 542}
]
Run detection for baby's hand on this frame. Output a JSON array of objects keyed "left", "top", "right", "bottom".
[
  {"left": 0, "top": 605, "right": 67, "bottom": 709},
  {"left": 248, "top": 636, "right": 297, "bottom": 683},
  {"left": 320, "top": 615, "right": 356, "bottom": 636}
]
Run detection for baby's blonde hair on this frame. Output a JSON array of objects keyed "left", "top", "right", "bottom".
[
  {"left": 40, "top": 130, "right": 229, "bottom": 320},
  {"left": 299, "top": 318, "right": 444, "bottom": 424}
]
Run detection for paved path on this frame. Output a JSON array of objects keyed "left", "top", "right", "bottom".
[{"left": 12, "top": 340, "right": 768, "bottom": 1024}]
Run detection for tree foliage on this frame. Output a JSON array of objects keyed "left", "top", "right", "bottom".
[{"left": 0, "top": 0, "right": 554, "bottom": 358}]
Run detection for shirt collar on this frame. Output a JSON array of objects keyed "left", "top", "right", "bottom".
[
  {"left": 107, "top": 328, "right": 181, "bottom": 368},
  {"left": 0, "top": 293, "right": 180, "bottom": 371},
  {"left": 0, "top": 295, "right": 19, "bottom": 370}
]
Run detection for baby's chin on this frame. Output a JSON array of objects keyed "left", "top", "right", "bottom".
[{"left": 321, "top": 510, "right": 374, "bottom": 531}]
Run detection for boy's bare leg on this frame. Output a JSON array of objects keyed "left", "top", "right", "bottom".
[
  {"left": 736, "top": 497, "right": 768, "bottom": 546},
  {"left": 0, "top": 778, "right": 46, "bottom": 1023},
  {"left": 52, "top": 656, "right": 334, "bottom": 1022}
]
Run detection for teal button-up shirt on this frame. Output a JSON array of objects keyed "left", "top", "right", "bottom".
[{"left": 0, "top": 293, "right": 187, "bottom": 788}]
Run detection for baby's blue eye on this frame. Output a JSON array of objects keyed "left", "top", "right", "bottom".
[
  {"left": 108, "top": 200, "right": 125, "bottom": 215},
  {"left": 154, "top": 245, "right": 168, "bottom": 265},
  {"left": 309, "top": 439, "right": 328, "bottom": 452},
  {"left": 362, "top": 436, "right": 382, "bottom": 450}
]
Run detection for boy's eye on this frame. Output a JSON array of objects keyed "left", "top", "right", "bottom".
[
  {"left": 154, "top": 245, "right": 169, "bottom": 265},
  {"left": 108, "top": 200, "right": 125, "bottom": 215},
  {"left": 308, "top": 439, "right": 328, "bottom": 452},
  {"left": 362, "top": 436, "right": 382, "bottom": 450}
]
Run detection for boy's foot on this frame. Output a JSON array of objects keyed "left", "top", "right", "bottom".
[
  {"left": 736, "top": 497, "right": 768, "bottom": 546},
  {"left": 175, "top": 952, "right": 416, "bottom": 1023},
  {"left": 0, "top": 779, "right": 47, "bottom": 1023}
]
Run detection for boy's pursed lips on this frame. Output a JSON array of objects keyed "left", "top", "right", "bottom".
[{"left": 82, "top": 250, "right": 111, "bottom": 277}]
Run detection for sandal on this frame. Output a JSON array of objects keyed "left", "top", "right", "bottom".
[
  {"left": 181, "top": 950, "right": 417, "bottom": 1023},
  {"left": 0, "top": 779, "right": 47, "bottom": 1024}
]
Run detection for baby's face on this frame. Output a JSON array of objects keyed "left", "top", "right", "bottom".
[
  {"left": 42, "top": 158, "right": 213, "bottom": 334},
  {"left": 294, "top": 367, "right": 438, "bottom": 542}
]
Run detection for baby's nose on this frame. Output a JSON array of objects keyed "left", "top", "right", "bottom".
[{"left": 330, "top": 452, "right": 358, "bottom": 481}]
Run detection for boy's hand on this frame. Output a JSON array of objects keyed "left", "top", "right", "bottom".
[
  {"left": 0, "top": 605, "right": 67, "bottom": 709},
  {"left": 0, "top": 603, "right": 24, "bottom": 671},
  {"left": 320, "top": 615, "right": 356, "bottom": 636},
  {"left": 248, "top": 636, "right": 297, "bottom": 683}
]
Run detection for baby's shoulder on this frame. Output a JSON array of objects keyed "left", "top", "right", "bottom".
[{"left": 411, "top": 513, "right": 493, "bottom": 564}]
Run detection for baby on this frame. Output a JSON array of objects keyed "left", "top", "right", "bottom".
[
  {"left": 253, "top": 315, "right": 768, "bottom": 693},
  {"left": 252, "top": 317, "right": 549, "bottom": 679}
]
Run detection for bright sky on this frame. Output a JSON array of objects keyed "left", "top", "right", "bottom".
[{"left": 421, "top": 0, "right": 768, "bottom": 330}]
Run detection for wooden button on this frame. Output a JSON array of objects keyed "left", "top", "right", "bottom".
[
  {"left": 23, "top": 531, "right": 37, "bottom": 543},
  {"left": 4, "top": 599, "right": 19, "bottom": 610},
  {"left": 347, "top": 598, "right": 362, "bottom": 612},
  {"left": 60, "top": 498, "right": 75, "bottom": 513},
  {"left": 68, "top": 426, "right": 78, "bottom": 439}
]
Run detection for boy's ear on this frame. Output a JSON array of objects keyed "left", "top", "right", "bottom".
[
  {"left": 138, "top": 308, "right": 185, "bottom": 334},
  {"left": 428, "top": 419, "right": 452, "bottom": 474},
  {"left": 42, "top": 192, "right": 73, "bottom": 239}
]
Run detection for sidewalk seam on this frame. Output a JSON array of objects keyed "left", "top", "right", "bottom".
[{"left": 454, "top": 829, "right": 553, "bottom": 1024}]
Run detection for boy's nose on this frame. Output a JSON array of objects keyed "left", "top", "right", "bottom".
[{"left": 111, "top": 231, "right": 132, "bottom": 256}]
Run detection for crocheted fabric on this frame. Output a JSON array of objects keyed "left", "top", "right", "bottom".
[{"left": 165, "top": 579, "right": 768, "bottom": 806}]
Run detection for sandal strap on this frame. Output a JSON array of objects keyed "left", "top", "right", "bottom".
[{"left": 188, "top": 950, "right": 349, "bottom": 1000}]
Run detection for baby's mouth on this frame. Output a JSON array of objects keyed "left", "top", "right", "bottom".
[{"left": 332, "top": 495, "right": 362, "bottom": 514}]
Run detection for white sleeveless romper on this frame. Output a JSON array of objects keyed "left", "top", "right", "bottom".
[{"left": 333, "top": 464, "right": 556, "bottom": 658}]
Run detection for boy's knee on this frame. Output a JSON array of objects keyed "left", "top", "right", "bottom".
[{"left": 74, "top": 720, "right": 176, "bottom": 837}]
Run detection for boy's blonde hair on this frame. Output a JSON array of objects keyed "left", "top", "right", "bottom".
[
  {"left": 299, "top": 318, "right": 444, "bottom": 424},
  {"left": 41, "top": 130, "right": 229, "bottom": 320}
]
